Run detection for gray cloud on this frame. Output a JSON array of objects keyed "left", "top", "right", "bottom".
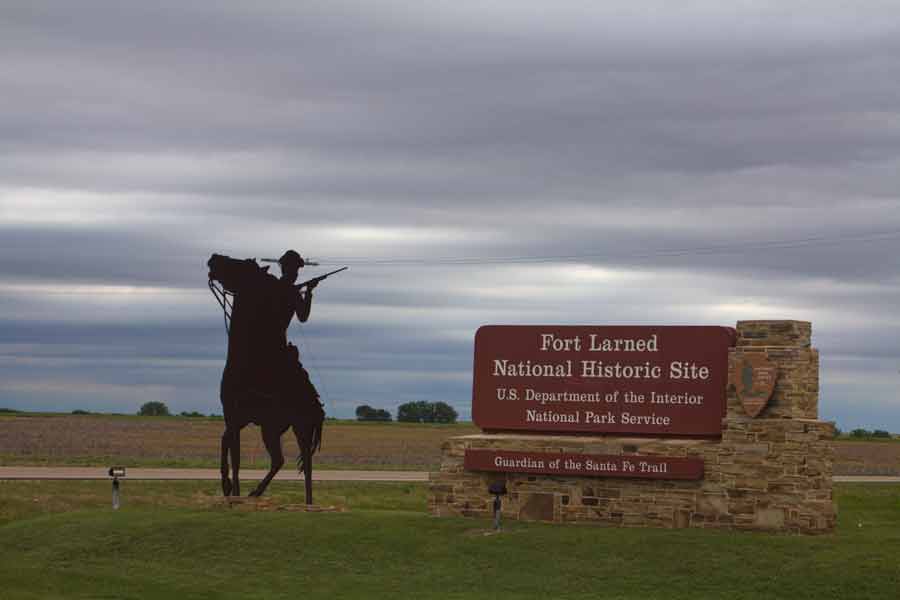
[{"left": 2, "top": 2, "right": 900, "bottom": 430}]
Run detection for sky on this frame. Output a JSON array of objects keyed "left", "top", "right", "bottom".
[{"left": 2, "top": 1, "right": 900, "bottom": 430}]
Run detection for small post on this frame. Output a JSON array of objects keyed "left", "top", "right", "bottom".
[
  {"left": 489, "top": 481, "right": 507, "bottom": 531},
  {"left": 108, "top": 466, "right": 126, "bottom": 510}
]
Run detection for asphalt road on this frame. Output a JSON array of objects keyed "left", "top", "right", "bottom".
[{"left": 0, "top": 467, "right": 897, "bottom": 483}]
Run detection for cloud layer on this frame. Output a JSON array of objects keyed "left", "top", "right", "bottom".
[{"left": 2, "top": 2, "right": 900, "bottom": 429}]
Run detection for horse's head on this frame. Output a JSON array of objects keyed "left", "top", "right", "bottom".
[
  {"left": 208, "top": 254, "right": 268, "bottom": 294},
  {"left": 207, "top": 254, "right": 227, "bottom": 282}
]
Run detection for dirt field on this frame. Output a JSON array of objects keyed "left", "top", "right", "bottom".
[
  {"left": 0, "top": 414, "right": 897, "bottom": 474},
  {"left": 831, "top": 440, "right": 900, "bottom": 475},
  {"left": 0, "top": 414, "right": 478, "bottom": 470}
]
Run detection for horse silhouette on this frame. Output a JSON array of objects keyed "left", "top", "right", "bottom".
[{"left": 207, "top": 254, "right": 324, "bottom": 502}]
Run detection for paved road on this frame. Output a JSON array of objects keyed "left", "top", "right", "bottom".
[
  {"left": 0, "top": 467, "right": 429, "bottom": 482},
  {"left": 0, "top": 467, "right": 897, "bottom": 483}
]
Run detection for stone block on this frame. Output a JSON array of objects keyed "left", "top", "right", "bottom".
[
  {"left": 755, "top": 508, "right": 786, "bottom": 529},
  {"left": 736, "top": 320, "right": 811, "bottom": 347},
  {"left": 519, "top": 492, "right": 556, "bottom": 521}
]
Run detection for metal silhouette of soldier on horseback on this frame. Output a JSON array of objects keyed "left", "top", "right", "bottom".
[{"left": 207, "top": 250, "right": 346, "bottom": 503}]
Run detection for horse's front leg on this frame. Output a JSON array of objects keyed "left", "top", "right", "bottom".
[
  {"left": 220, "top": 428, "right": 233, "bottom": 496},
  {"left": 230, "top": 427, "right": 241, "bottom": 497},
  {"left": 249, "top": 426, "right": 284, "bottom": 497}
]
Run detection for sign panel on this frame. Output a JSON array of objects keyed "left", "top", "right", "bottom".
[
  {"left": 472, "top": 325, "right": 735, "bottom": 436},
  {"left": 465, "top": 449, "right": 704, "bottom": 480}
]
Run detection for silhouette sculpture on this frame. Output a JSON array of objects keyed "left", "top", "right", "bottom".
[{"left": 207, "top": 252, "right": 332, "bottom": 502}]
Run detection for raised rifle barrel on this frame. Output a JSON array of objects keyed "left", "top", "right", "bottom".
[{"left": 260, "top": 258, "right": 321, "bottom": 266}]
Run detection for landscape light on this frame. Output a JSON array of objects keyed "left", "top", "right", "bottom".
[
  {"left": 488, "top": 481, "right": 507, "bottom": 531},
  {"left": 108, "top": 466, "right": 126, "bottom": 509}
]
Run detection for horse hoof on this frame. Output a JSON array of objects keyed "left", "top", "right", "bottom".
[{"left": 222, "top": 479, "right": 233, "bottom": 496}]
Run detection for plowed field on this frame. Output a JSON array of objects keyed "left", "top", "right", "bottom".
[{"left": 0, "top": 414, "right": 896, "bottom": 474}]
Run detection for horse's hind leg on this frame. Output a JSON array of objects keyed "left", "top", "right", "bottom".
[
  {"left": 301, "top": 434, "right": 313, "bottom": 505},
  {"left": 249, "top": 426, "right": 284, "bottom": 497},
  {"left": 292, "top": 425, "right": 316, "bottom": 505},
  {"left": 220, "top": 429, "right": 232, "bottom": 496}
]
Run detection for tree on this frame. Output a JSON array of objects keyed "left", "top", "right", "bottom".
[
  {"left": 138, "top": 401, "right": 170, "bottom": 416},
  {"left": 356, "top": 405, "right": 377, "bottom": 420},
  {"left": 850, "top": 428, "right": 871, "bottom": 438},
  {"left": 872, "top": 429, "right": 892, "bottom": 438},
  {"left": 432, "top": 401, "right": 458, "bottom": 424},
  {"left": 397, "top": 400, "right": 433, "bottom": 423},
  {"left": 396, "top": 401, "right": 457, "bottom": 423},
  {"left": 356, "top": 405, "right": 391, "bottom": 421}
]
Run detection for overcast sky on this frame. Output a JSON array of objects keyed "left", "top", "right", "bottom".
[{"left": 2, "top": 1, "right": 900, "bottom": 430}]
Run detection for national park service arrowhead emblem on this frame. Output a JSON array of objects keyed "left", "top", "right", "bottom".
[{"left": 731, "top": 354, "right": 777, "bottom": 418}]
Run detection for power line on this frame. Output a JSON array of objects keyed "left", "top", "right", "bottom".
[{"left": 310, "top": 228, "right": 900, "bottom": 267}]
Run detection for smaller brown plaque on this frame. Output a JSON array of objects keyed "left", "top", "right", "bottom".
[
  {"left": 464, "top": 449, "right": 704, "bottom": 480},
  {"left": 731, "top": 354, "right": 777, "bottom": 418}
]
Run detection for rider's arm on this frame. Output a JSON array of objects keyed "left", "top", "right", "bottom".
[
  {"left": 296, "top": 290, "right": 313, "bottom": 323},
  {"left": 295, "top": 279, "right": 318, "bottom": 322}
]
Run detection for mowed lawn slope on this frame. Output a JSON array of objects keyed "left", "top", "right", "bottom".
[
  {"left": 0, "top": 481, "right": 898, "bottom": 599},
  {"left": 2, "top": 413, "right": 900, "bottom": 474}
]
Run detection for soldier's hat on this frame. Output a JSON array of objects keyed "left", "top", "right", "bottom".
[{"left": 278, "top": 250, "right": 304, "bottom": 269}]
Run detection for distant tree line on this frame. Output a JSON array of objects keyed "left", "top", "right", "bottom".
[
  {"left": 355, "top": 405, "right": 392, "bottom": 421},
  {"left": 6, "top": 401, "right": 463, "bottom": 423},
  {"left": 138, "top": 401, "right": 171, "bottom": 416},
  {"left": 397, "top": 401, "right": 457, "bottom": 424},
  {"left": 849, "top": 428, "right": 893, "bottom": 439},
  {"left": 354, "top": 401, "right": 459, "bottom": 423},
  {"left": 134, "top": 402, "right": 218, "bottom": 418}
]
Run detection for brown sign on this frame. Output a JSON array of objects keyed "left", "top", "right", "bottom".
[
  {"left": 472, "top": 325, "right": 735, "bottom": 436},
  {"left": 731, "top": 353, "right": 777, "bottom": 418},
  {"left": 465, "top": 449, "right": 704, "bottom": 480}
]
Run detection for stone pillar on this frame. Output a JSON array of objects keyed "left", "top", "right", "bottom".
[
  {"left": 430, "top": 320, "right": 836, "bottom": 533},
  {"left": 728, "top": 320, "right": 819, "bottom": 420}
]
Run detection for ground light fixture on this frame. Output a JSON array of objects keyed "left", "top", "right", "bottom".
[
  {"left": 108, "top": 466, "right": 126, "bottom": 509},
  {"left": 489, "top": 481, "right": 507, "bottom": 530}
]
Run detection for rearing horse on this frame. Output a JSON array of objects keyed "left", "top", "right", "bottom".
[{"left": 208, "top": 254, "right": 324, "bottom": 502}]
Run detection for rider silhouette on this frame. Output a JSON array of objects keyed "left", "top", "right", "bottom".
[
  {"left": 210, "top": 249, "right": 318, "bottom": 404},
  {"left": 272, "top": 250, "right": 317, "bottom": 348}
]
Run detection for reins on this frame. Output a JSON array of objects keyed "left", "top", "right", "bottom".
[{"left": 208, "top": 279, "right": 234, "bottom": 335}]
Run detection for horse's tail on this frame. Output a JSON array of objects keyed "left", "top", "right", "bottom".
[{"left": 295, "top": 407, "right": 324, "bottom": 474}]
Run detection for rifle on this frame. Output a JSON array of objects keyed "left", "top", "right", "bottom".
[
  {"left": 295, "top": 266, "right": 348, "bottom": 291},
  {"left": 259, "top": 258, "right": 320, "bottom": 266}
]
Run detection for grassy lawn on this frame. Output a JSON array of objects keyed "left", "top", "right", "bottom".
[{"left": 0, "top": 482, "right": 898, "bottom": 599}]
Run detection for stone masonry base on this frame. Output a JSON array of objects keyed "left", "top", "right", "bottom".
[{"left": 430, "top": 418, "right": 836, "bottom": 533}]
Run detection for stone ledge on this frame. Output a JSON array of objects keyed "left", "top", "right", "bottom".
[
  {"left": 736, "top": 320, "right": 811, "bottom": 347},
  {"left": 432, "top": 424, "right": 835, "bottom": 534}
]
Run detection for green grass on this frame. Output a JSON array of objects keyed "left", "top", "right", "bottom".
[
  {"left": 0, "top": 454, "right": 431, "bottom": 471},
  {"left": 0, "top": 480, "right": 427, "bottom": 526},
  {"left": 0, "top": 482, "right": 898, "bottom": 599}
]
